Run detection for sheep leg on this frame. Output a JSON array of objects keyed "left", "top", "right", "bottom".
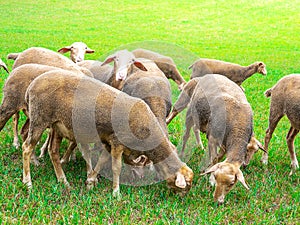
[
  {"left": 39, "top": 131, "right": 51, "bottom": 158},
  {"left": 48, "top": 129, "right": 69, "bottom": 186},
  {"left": 262, "top": 112, "right": 283, "bottom": 164},
  {"left": 208, "top": 135, "right": 219, "bottom": 166},
  {"left": 20, "top": 118, "right": 40, "bottom": 166},
  {"left": 12, "top": 112, "right": 20, "bottom": 149},
  {"left": 193, "top": 126, "right": 204, "bottom": 149},
  {"left": 22, "top": 127, "right": 44, "bottom": 188},
  {"left": 78, "top": 143, "right": 93, "bottom": 177},
  {"left": 286, "top": 127, "right": 299, "bottom": 176},
  {"left": 86, "top": 147, "right": 111, "bottom": 190},
  {"left": 60, "top": 141, "right": 77, "bottom": 164},
  {"left": 181, "top": 112, "right": 194, "bottom": 155},
  {"left": 111, "top": 144, "right": 124, "bottom": 198}
]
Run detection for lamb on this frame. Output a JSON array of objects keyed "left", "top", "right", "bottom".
[
  {"left": 167, "top": 74, "right": 254, "bottom": 204},
  {"left": 189, "top": 59, "right": 267, "bottom": 86},
  {"left": 0, "top": 58, "right": 9, "bottom": 73},
  {"left": 23, "top": 70, "right": 194, "bottom": 197},
  {"left": 132, "top": 48, "right": 186, "bottom": 90},
  {"left": 122, "top": 59, "right": 172, "bottom": 135},
  {"left": 263, "top": 74, "right": 300, "bottom": 175},
  {"left": 5, "top": 47, "right": 93, "bottom": 149},
  {"left": 57, "top": 42, "right": 95, "bottom": 63}
]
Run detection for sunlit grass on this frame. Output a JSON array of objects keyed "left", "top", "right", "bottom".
[{"left": 0, "top": 0, "right": 299, "bottom": 224}]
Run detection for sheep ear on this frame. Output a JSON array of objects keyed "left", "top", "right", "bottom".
[
  {"left": 86, "top": 48, "right": 95, "bottom": 54},
  {"left": 175, "top": 172, "right": 186, "bottom": 189},
  {"left": 101, "top": 55, "right": 115, "bottom": 66},
  {"left": 134, "top": 60, "right": 148, "bottom": 71},
  {"left": 58, "top": 46, "right": 71, "bottom": 54},
  {"left": 255, "top": 138, "right": 267, "bottom": 153},
  {"left": 132, "top": 155, "right": 147, "bottom": 164},
  {"left": 236, "top": 169, "right": 249, "bottom": 190},
  {"left": 200, "top": 163, "right": 220, "bottom": 175}
]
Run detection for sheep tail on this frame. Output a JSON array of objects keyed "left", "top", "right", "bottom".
[
  {"left": 264, "top": 88, "right": 272, "bottom": 98},
  {"left": 7, "top": 53, "right": 19, "bottom": 60}
]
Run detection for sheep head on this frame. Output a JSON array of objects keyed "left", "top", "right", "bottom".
[
  {"left": 256, "top": 62, "right": 267, "bottom": 76},
  {"left": 201, "top": 161, "right": 249, "bottom": 204},
  {"left": 166, "top": 165, "right": 194, "bottom": 196},
  {"left": 101, "top": 50, "right": 147, "bottom": 81},
  {"left": 244, "top": 136, "right": 266, "bottom": 166},
  {"left": 58, "top": 42, "right": 95, "bottom": 63}
]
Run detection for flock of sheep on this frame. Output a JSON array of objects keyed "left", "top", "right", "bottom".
[{"left": 0, "top": 42, "right": 298, "bottom": 204}]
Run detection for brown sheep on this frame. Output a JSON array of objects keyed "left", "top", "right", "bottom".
[
  {"left": 263, "top": 74, "right": 300, "bottom": 175},
  {"left": 189, "top": 59, "right": 267, "bottom": 86},
  {"left": 23, "top": 70, "right": 194, "bottom": 197},
  {"left": 167, "top": 75, "right": 254, "bottom": 204}
]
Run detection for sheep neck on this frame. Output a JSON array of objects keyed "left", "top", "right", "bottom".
[{"left": 241, "top": 63, "right": 258, "bottom": 82}]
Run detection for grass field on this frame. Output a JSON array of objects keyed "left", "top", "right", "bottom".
[{"left": 0, "top": 0, "right": 299, "bottom": 224}]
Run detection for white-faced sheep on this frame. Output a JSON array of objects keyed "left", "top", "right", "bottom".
[
  {"left": 132, "top": 48, "right": 186, "bottom": 90},
  {"left": 99, "top": 50, "right": 148, "bottom": 90},
  {"left": 189, "top": 59, "right": 267, "bottom": 86},
  {"left": 0, "top": 58, "right": 9, "bottom": 73},
  {"left": 23, "top": 70, "right": 194, "bottom": 197},
  {"left": 263, "top": 74, "right": 300, "bottom": 175},
  {"left": 167, "top": 74, "right": 254, "bottom": 204},
  {"left": 7, "top": 47, "right": 93, "bottom": 77},
  {"left": 57, "top": 42, "right": 95, "bottom": 63}
]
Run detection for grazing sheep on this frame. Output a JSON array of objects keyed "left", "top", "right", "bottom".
[
  {"left": 189, "top": 59, "right": 267, "bottom": 86},
  {"left": 122, "top": 59, "right": 172, "bottom": 135},
  {"left": 78, "top": 60, "right": 113, "bottom": 83},
  {"left": 0, "top": 58, "right": 9, "bottom": 73},
  {"left": 57, "top": 42, "right": 95, "bottom": 63},
  {"left": 132, "top": 48, "right": 186, "bottom": 90},
  {"left": 100, "top": 50, "right": 148, "bottom": 89},
  {"left": 167, "top": 75, "right": 253, "bottom": 204},
  {"left": 263, "top": 74, "right": 300, "bottom": 175},
  {"left": 23, "top": 70, "right": 194, "bottom": 197}
]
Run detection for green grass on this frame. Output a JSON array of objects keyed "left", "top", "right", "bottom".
[{"left": 1, "top": 0, "right": 300, "bottom": 224}]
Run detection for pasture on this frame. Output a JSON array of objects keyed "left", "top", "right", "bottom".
[{"left": 0, "top": 0, "right": 299, "bottom": 224}]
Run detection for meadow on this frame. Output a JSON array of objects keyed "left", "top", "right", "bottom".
[{"left": 0, "top": 0, "right": 299, "bottom": 224}]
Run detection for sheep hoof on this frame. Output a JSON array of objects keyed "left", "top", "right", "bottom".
[
  {"left": 85, "top": 178, "right": 98, "bottom": 190},
  {"left": 13, "top": 141, "right": 20, "bottom": 149},
  {"left": 112, "top": 188, "right": 121, "bottom": 200},
  {"left": 261, "top": 155, "right": 268, "bottom": 165}
]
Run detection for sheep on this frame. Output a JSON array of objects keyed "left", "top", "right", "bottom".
[
  {"left": 5, "top": 47, "right": 93, "bottom": 149},
  {"left": 263, "top": 74, "right": 300, "bottom": 176},
  {"left": 122, "top": 59, "right": 172, "bottom": 135},
  {"left": 0, "top": 58, "right": 9, "bottom": 73},
  {"left": 57, "top": 42, "right": 95, "bottom": 63},
  {"left": 167, "top": 74, "right": 254, "bottom": 204},
  {"left": 23, "top": 70, "right": 194, "bottom": 197},
  {"left": 0, "top": 64, "right": 67, "bottom": 164},
  {"left": 189, "top": 59, "right": 267, "bottom": 86},
  {"left": 7, "top": 47, "right": 93, "bottom": 77},
  {"left": 99, "top": 50, "right": 148, "bottom": 90},
  {"left": 132, "top": 48, "right": 186, "bottom": 90}
]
